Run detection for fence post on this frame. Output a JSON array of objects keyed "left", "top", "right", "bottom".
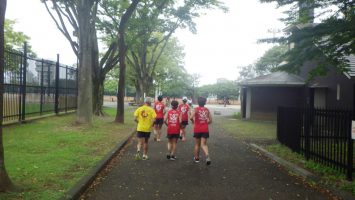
[
  {"left": 65, "top": 66, "right": 68, "bottom": 113},
  {"left": 40, "top": 59, "right": 44, "bottom": 115},
  {"left": 277, "top": 107, "right": 280, "bottom": 142},
  {"left": 55, "top": 54, "right": 59, "bottom": 114},
  {"left": 346, "top": 112, "right": 353, "bottom": 181},
  {"left": 304, "top": 107, "right": 310, "bottom": 160},
  {"left": 21, "top": 42, "right": 27, "bottom": 122}
]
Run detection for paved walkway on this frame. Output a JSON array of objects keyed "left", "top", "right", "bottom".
[{"left": 83, "top": 115, "right": 330, "bottom": 200}]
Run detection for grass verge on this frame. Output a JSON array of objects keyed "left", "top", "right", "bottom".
[
  {"left": 216, "top": 115, "right": 355, "bottom": 196},
  {"left": 0, "top": 106, "right": 135, "bottom": 200},
  {"left": 266, "top": 144, "right": 355, "bottom": 195},
  {"left": 215, "top": 115, "right": 276, "bottom": 142}
]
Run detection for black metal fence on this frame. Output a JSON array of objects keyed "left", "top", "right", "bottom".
[
  {"left": 277, "top": 107, "right": 354, "bottom": 180},
  {"left": 3, "top": 44, "right": 77, "bottom": 123}
]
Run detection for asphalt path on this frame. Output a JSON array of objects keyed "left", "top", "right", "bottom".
[{"left": 83, "top": 104, "right": 330, "bottom": 200}]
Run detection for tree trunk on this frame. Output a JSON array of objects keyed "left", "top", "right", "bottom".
[
  {"left": 0, "top": 0, "right": 15, "bottom": 192},
  {"left": 135, "top": 76, "right": 152, "bottom": 104},
  {"left": 115, "top": 0, "right": 140, "bottom": 123},
  {"left": 76, "top": 0, "right": 94, "bottom": 124},
  {"left": 115, "top": 41, "right": 126, "bottom": 123},
  {"left": 92, "top": 78, "right": 104, "bottom": 116},
  {"left": 91, "top": 26, "right": 104, "bottom": 116},
  {"left": 135, "top": 81, "right": 143, "bottom": 105}
]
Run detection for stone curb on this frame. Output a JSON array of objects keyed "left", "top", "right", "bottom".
[
  {"left": 249, "top": 143, "right": 354, "bottom": 200},
  {"left": 60, "top": 131, "right": 135, "bottom": 200}
]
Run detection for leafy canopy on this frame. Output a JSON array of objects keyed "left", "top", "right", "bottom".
[
  {"left": 4, "top": 19, "right": 36, "bottom": 56},
  {"left": 260, "top": 0, "right": 355, "bottom": 77}
]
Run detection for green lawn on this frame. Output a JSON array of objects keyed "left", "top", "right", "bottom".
[
  {"left": 0, "top": 107, "right": 135, "bottom": 200},
  {"left": 215, "top": 117, "right": 277, "bottom": 142}
]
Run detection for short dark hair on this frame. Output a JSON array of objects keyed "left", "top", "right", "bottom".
[
  {"left": 197, "top": 97, "right": 207, "bottom": 107},
  {"left": 171, "top": 100, "right": 179, "bottom": 109},
  {"left": 158, "top": 95, "right": 163, "bottom": 101}
]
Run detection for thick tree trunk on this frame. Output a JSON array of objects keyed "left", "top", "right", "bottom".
[
  {"left": 76, "top": 0, "right": 94, "bottom": 124},
  {"left": 91, "top": 27, "right": 104, "bottom": 116},
  {"left": 135, "top": 77, "right": 152, "bottom": 104},
  {"left": 0, "top": 0, "right": 15, "bottom": 192},
  {"left": 92, "top": 78, "right": 104, "bottom": 116},
  {"left": 115, "top": 40, "right": 126, "bottom": 123},
  {"left": 135, "top": 82, "right": 143, "bottom": 105}
]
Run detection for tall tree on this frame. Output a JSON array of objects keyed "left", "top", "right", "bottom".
[
  {"left": 154, "top": 38, "right": 188, "bottom": 98},
  {"left": 0, "top": 0, "right": 15, "bottom": 192},
  {"left": 254, "top": 44, "right": 288, "bottom": 75},
  {"left": 260, "top": 0, "right": 355, "bottom": 77},
  {"left": 44, "top": 0, "right": 140, "bottom": 121},
  {"left": 126, "top": 0, "right": 226, "bottom": 103},
  {"left": 237, "top": 64, "right": 257, "bottom": 81},
  {"left": 43, "top": 0, "right": 99, "bottom": 124},
  {"left": 115, "top": 0, "right": 140, "bottom": 123}
]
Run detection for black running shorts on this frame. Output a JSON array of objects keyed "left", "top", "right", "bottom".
[
  {"left": 137, "top": 131, "right": 151, "bottom": 138},
  {"left": 193, "top": 132, "right": 209, "bottom": 139},
  {"left": 154, "top": 118, "right": 164, "bottom": 125}
]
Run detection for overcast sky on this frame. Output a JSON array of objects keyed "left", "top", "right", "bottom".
[{"left": 5, "top": 0, "right": 286, "bottom": 86}]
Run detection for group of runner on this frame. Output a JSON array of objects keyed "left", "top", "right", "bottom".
[{"left": 133, "top": 96, "right": 212, "bottom": 165}]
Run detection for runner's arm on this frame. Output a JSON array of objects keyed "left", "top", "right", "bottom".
[
  {"left": 134, "top": 109, "right": 139, "bottom": 123},
  {"left": 164, "top": 113, "right": 168, "bottom": 126},
  {"left": 151, "top": 110, "right": 157, "bottom": 126},
  {"left": 207, "top": 109, "right": 212, "bottom": 124},
  {"left": 190, "top": 109, "right": 195, "bottom": 124}
]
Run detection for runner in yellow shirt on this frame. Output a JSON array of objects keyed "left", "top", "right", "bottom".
[{"left": 134, "top": 97, "right": 157, "bottom": 160}]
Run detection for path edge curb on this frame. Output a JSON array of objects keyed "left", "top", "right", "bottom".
[
  {"left": 60, "top": 130, "right": 135, "bottom": 200},
  {"left": 249, "top": 143, "right": 354, "bottom": 200}
]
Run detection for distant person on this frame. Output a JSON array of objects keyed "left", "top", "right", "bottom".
[
  {"left": 153, "top": 95, "right": 165, "bottom": 141},
  {"left": 187, "top": 97, "right": 193, "bottom": 108},
  {"left": 164, "top": 100, "right": 181, "bottom": 161},
  {"left": 223, "top": 97, "right": 227, "bottom": 107},
  {"left": 133, "top": 97, "right": 157, "bottom": 160},
  {"left": 178, "top": 96, "right": 190, "bottom": 141},
  {"left": 190, "top": 97, "right": 212, "bottom": 165},
  {"left": 165, "top": 96, "right": 171, "bottom": 108}
]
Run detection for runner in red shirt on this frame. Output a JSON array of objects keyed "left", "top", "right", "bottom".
[
  {"left": 164, "top": 100, "right": 181, "bottom": 160},
  {"left": 178, "top": 97, "right": 190, "bottom": 141},
  {"left": 153, "top": 95, "right": 165, "bottom": 141},
  {"left": 190, "top": 97, "right": 212, "bottom": 165}
]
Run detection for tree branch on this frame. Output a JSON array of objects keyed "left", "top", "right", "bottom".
[{"left": 44, "top": 0, "right": 78, "bottom": 56}]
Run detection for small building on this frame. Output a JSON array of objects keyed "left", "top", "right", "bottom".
[
  {"left": 239, "top": 55, "right": 355, "bottom": 121},
  {"left": 240, "top": 71, "right": 305, "bottom": 121}
]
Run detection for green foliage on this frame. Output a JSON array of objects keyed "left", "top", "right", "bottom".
[
  {"left": 266, "top": 144, "right": 355, "bottom": 195},
  {"left": 260, "top": 0, "right": 355, "bottom": 78},
  {"left": 255, "top": 44, "right": 288, "bottom": 75},
  {"left": 237, "top": 64, "right": 257, "bottom": 81},
  {"left": 237, "top": 44, "right": 288, "bottom": 81},
  {"left": 198, "top": 79, "right": 239, "bottom": 100},
  {"left": 122, "top": 0, "right": 226, "bottom": 99},
  {"left": 233, "top": 112, "right": 242, "bottom": 119},
  {"left": 4, "top": 19, "right": 36, "bottom": 56},
  {"left": 0, "top": 108, "right": 135, "bottom": 200},
  {"left": 104, "top": 79, "right": 118, "bottom": 95}
]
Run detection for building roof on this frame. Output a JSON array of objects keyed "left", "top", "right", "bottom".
[{"left": 239, "top": 71, "right": 305, "bottom": 87}]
